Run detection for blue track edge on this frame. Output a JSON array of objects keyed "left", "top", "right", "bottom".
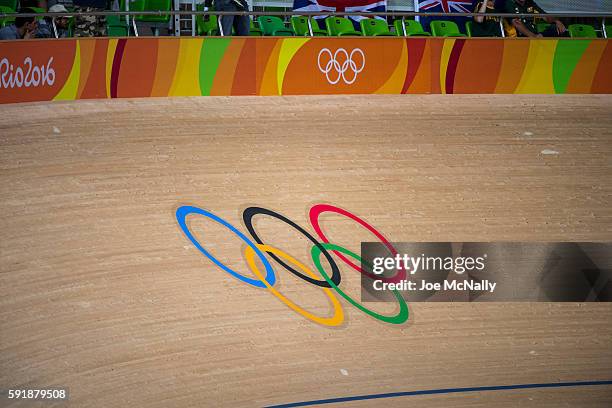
[{"left": 265, "top": 380, "right": 612, "bottom": 407}]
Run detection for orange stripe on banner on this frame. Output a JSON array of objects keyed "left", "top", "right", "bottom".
[
  {"left": 407, "top": 40, "right": 432, "bottom": 94},
  {"left": 210, "top": 39, "right": 245, "bottom": 96},
  {"left": 428, "top": 38, "right": 444, "bottom": 94},
  {"left": 495, "top": 39, "right": 530, "bottom": 93},
  {"left": 376, "top": 40, "right": 408, "bottom": 94},
  {"left": 565, "top": 40, "right": 607, "bottom": 93},
  {"left": 117, "top": 39, "right": 159, "bottom": 98},
  {"left": 76, "top": 39, "right": 97, "bottom": 98},
  {"left": 80, "top": 39, "right": 110, "bottom": 99},
  {"left": 151, "top": 39, "right": 180, "bottom": 97},
  {"left": 259, "top": 39, "right": 282, "bottom": 95},
  {"left": 232, "top": 38, "right": 257, "bottom": 95},
  {"left": 453, "top": 39, "right": 504, "bottom": 94},
  {"left": 254, "top": 38, "right": 279, "bottom": 95},
  {"left": 590, "top": 41, "right": 612, "bottom": 93},
  {"left": 274, "top": 40, "right": 321, "bottom": 95}
]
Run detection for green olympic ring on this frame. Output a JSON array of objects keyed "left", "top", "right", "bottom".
[{"left": 311, "top": 243, "right": 409, "bottom": 324}]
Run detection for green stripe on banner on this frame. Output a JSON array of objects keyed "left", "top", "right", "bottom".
[
  {"left": 199, "top": 38, "right": 231, "bottom": 96},
  {"left": 553, "top": 40, "right": 591, "bottom": 94}
]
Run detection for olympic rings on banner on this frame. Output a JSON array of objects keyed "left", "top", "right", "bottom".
[
  {"left": 312, "top": 243, "right": 409, "bottom": 324},
  {"left": 175, "top": 205, "right": 276, "bottom": 288},
  {"left": 317, "top": 48, "right": 365, "bottom": 85},
  {"left": 243, "top": 206, "right": 341, "bottom": 288},
  {"left": 309, "top": 204, "right": 407, "bottom": 283},
  {"left": 245, "top": 244, "right": 344, "bottom": 327}
]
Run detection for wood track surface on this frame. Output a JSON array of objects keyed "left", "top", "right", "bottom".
[{"left": 1, "top": 95, "right": 611, "bottom": 407}]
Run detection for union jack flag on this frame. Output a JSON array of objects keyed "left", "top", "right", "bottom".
[
  {"left": 416, "top": 0, "right": 476, "bottom": 32},
  {"left": 293, "top": 0, "right": 387, "bottom": 27},
  {"left": 417, "top": 0, "right": 474, "bottom": 13}
]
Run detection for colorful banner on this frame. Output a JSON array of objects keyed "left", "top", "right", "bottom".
[{"left": 0, "top": 37, "right": 610, "bottom": 104}]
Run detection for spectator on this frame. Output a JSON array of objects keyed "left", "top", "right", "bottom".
[
  {"left": 472, "top": 0, "right": 502, "bottom": 37},
  {"left": 215, "top": 0, "right": 249, "bottom": 36},
  {"left": 503, "top": 0, "right": 568, "bottom": 37},
  {"left": 72, "top": 0, "right": 107, "bottom": 37},
  {"left": 48, "top": 4, "right": 72, "bottom": 37},
  {"left": 0, "top": 8, "right": 38, "bottom": 40},
  {"left": 35, "top": 17, "right": 54, "bottom": 37},
  {"left": 17, "top": 0, "right": 54, "bottom": 37}
]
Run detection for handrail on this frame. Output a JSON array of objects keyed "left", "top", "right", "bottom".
[{"left": 3, "top": 10, "right": 612, "bottom": 19}]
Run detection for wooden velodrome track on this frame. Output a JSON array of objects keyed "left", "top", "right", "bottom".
[{"left": 1, "top": 94, "right": 611, "bottom": 407}]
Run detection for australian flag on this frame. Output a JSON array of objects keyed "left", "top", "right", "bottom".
[
  {"left": 292, "top": 0, "right": 387, "bottom": 29},
  {"left": 417, "top": 0, "right": 478, "bottom": 32}
]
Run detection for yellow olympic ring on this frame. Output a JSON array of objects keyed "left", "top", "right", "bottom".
[{"left": 244, "top": 244, "right": 345, "bottom": 327}]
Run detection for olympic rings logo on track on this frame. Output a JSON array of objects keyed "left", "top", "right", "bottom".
[
  {"left": 317, "top": 48, "right": 365, "bottom": 85},
  {"left": 176, "top": 204, "right": 409, "bottom": 327}
]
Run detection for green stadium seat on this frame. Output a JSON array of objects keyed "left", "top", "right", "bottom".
[
  {"left": 106, "top": 15, "right": 128, "bottom": 37},
  {"left": 197, "top": 14, "right": 258, "bottom": 36},
  {"left": 606, "top": 25, "right": 612, "bottom": 38},
  {"left": 118, "top": 0, "right": 143, "bottom": 35},
  {"left": 568, "top": 24, "right": 597, "bottom": 38},
  {"left": 195, "top": 5, "right": 219, "bottom": 36},
  {"left": 249, "top": 19, "right": 262, "bottom": 36},
  {"left": 406, "top": 19, "right": 431, "bottom": 36},
  {"left": 394, "top": 19, "right": 431, "bottom": 36},
  {"left": 430, "top": 20, "right": 466, "bottom": 37},
  {"left": 393, "top": 19, "right": 404, "bottom": 36},
  {"left": 137, "top": 0, "right": 171, "bottom": 24},
  {"left": 325, "top": 16, "right": 361, "bottom": 36},
  {"left": 257, "top": 16, "right": 294, "bottom": 36},
  {"left": 360, "top": 18, "right": 393, "bottom": 36},
  {"left": 291, "top": 16, "right": 326, "bottom": 36},
  {"left": 0, "top": 0, "right": 16, "bottom": 11},
  {"left": 0, "top": 6, "right": 15, "bottom": 28},
  {"left": 465, "top": 20, "right": 502, "bottom": 37}
]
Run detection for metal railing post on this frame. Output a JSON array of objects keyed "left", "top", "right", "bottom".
[
  {"left": 124, "top": 0, "right": 130, "bottom": 35},
  {"left": 307, "top": 17, "right": 313, "bottom": 36},
  {"left": 191, "top": 0, "right": 196, "bottom": 37},
  {"left": 52, "top": 19, "right": 59, "bottom": 38},
  {"left": 173, "top": 0, "right": 180, "bottom": 36},
  {"left": 218, "top": 15, "right": 224, "bottom": 36},
  {"left": 125, "top": 0, "right": 132, "bottom": 36},
  {"left": 130, "top": 1, "right": 139, "bottom": 39}
]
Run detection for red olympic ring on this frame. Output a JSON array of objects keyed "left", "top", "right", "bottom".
[{"left": 309, "top": 204, "right": 407, "bottom": 283}]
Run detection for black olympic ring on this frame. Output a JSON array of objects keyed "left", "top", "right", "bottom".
[{"left": 242, "top": 206, "right": 342, "bottom": 288}]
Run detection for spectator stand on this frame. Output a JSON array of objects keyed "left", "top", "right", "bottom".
[{"left": 2, "top": 8, "right": 612, "bottom": 38}]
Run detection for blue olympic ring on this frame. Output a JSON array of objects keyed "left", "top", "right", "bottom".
[{"left": 175, "top": 205, "right": 276, "bottom": 288}]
